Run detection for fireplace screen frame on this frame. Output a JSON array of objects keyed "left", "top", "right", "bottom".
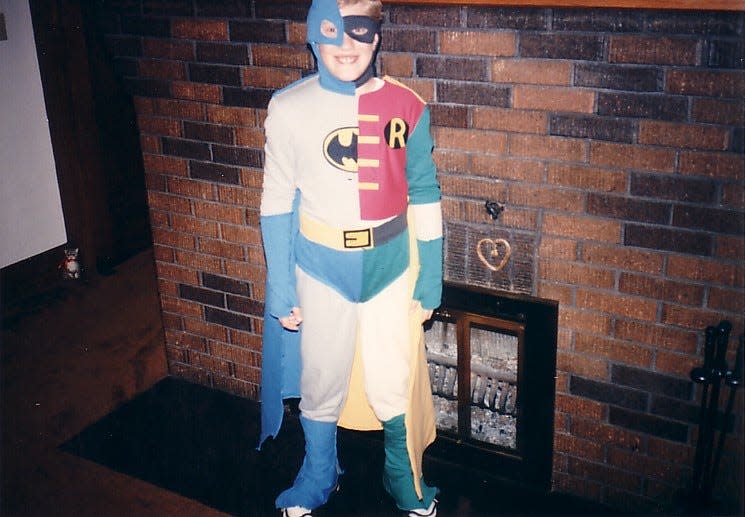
[{"left": 424, "top": 282, "right": 558, "bottom": 491}]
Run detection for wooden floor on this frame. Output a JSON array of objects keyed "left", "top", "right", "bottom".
[{"left": 1, "top": 249, "right": 226, "bottom": 517}]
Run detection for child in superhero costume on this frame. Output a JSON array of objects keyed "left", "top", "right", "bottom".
[{"left": 259, "top": 0, "right": 442, "bottom": 515}]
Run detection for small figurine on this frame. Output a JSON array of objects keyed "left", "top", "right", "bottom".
[{"left": 59, "top": 247, "right": 81, "bottom": 279}]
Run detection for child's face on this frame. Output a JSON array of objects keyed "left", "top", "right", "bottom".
[{"left": 317, "top": 3, "right": 379, "bottom": 84}]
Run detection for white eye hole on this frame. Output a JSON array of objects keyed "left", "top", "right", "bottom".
[
  {"left": 320, "top": 19, "right": 338, "bottom": 38},
  {"left": 349, "top": 26, "right": 369, "bottom": 37}
]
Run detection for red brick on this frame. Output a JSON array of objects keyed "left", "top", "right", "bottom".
[
  {"left": 138, "top": 115, "right": 182, "bottom": 137},
  {"left": 287, "top": 22, "right": 305, "bottom": 46},
  {"left": 661, "top": 304, "right": 726, "bottom": 332},
  {"left": 614, "top": 320, "right": 697, "bottom": 354},
  {"left": 691, "top": 98, "right": 745, "bottom": 126},
  {"left": 221, "top": 224, "right": 261, "bottom": 246},
  {"left": 557, "top": 349, "right": 609, "bottom": 379},
  {"left": 252, "top": 44, "right": 313, "bottom": 69},
  {"left": 174, "top": 249, "right": 223, "bottom": 274},
  {"left": 151, "top": 228, "right": 196, "bottom": 250},
  {"left": 172, "top": 19, "right": 228, "bottom": 41},
  {"left": 233, "top": 363, "right": 261, "bottom": 384},
  {"left": 224, "top": 259, "right": 264, "bottom": 283},
  {"left": 471, "top": 106, "right": 548, "bottom": 134},
  {"left": 618, "top": 273, "right": 705, "bottom": 306},
  {"left": 574, "top": 333, "right": 653, "bottom": 369},
  {"left": 571, "top": 418, "right": 644, "bottom": 450},
  {"left": 240, "top": 169, "right": 264, "bottom": 190},
  {"left": 170, "top": 214, "right": 219, "bottom": 238},
  {"left": 242, "top": 66, "right": 301, "bottom": 89},
  {"left": 647, "top": 436, "right": 694, "bottom": 465},
  {"left": 190, "top": 351, "right": 231, "bottom": 376},
  {"left": 495, "top": 205, "right": 538, "bottom": 230},
  {"left": 161, "top": 296, "right": 203, "bottom": 319},
  {"left": 142, "top": 154, "right": 189, "bottom": 176},
  {"left": 140, "top": 134, "right": 160, "bottom": 153},
  {"left": 229, "top": 329, "right": 262, "bottom": 351},
  {"left": 158, "top": 279, "right": 179, "bottom": 298},
  {"left": 559, "top": 306, "right": 614, "bottom": 337},
  {"left": 193, "top": 200, "right": 244, "bottom": 224},
  {"left": 608, "top": 35, "right": 698, "bottom": 66},
  {"left": 555, "top": 432, "right": 604, "bottom": 461},
  {"left": 547, "top": 163, "right": 627, "bottom": 193},
  {"left": 540, "top": 259, "right": 615, "bottom": 289},
  {"left": 199, "top": 237, "right": 245, "bottom": 260},
  {"left": 209, "top": 340, "right": 255, "bottom": 365},
  {"left": 396, "top": 78, "right": 434, "bottom": 103},
  {"left": 155, "top": 261, "right": 199, "bottom": 284},
  {"left": 716, "top": 235, "right": 745, "bottom": 260},
  {"left": 152, "top": 244, "right": 174, "bottom": 263},
  {"left": 138, "top": 58, "right": 187, "bottom": 80},
  {"left": 539, "top": 236, "right": 578, "bottom": 261},
  {"left": 509, "top": 134, "right": 586, "bottom": 162},
  {"left": 668, "top": 255, "right": 744, "bottom": 288},
  {"left": 142, "top": 38, "right": 195, "bottom": 60},
  {"left": 639, "top": 121, "right": 729, "bottom": 151},
  {"left": 542, "top": 213, "right": 621, "bottom": 243},
  {"left": 440, "top": 176, "right": 506, "bottom": 200},
  {"left": 590, "top": 141, "right": 675, "bottom": 173},
  {"left": 508, "top": 184, "right": 584, "bottom": 212},
  {"left": 666, "top": 69, "right": 745, "bottom": 99},
  {"left": 206, "top": 105, "right": 256, "bottom": 126},
  {"left": 537, "top": 282, "right": 573, "bottom": 305},
  {"left": 576, "top": 288, "right": 657, "bottom": 321},
  {"left": 133, "top": 96, "right": 154, "bottom": 115},
  {"left": 167, "top": 177, "right": 216, "bottom": 200},
  {"left": 440, "top": 31, "right": 516, "bottom": 56},
  {"left": 512, "top": 85, "right": 595, "bottom": 113},
  {"left": 654, "top": 350, "right": 700, "bottom": 379},
  {"left": 555, "top": 392, "right": 605, "bottom": 420},
  {"left": 380, "top": 53, "right": 414, "bottom": 77},
  {"left": 172, "top": 81, "right": 221, "bottom": 103},
  {"left": 582, "top": 243, "right": 664, "bottom": 275},
  {"left": 678, "top": 151, "right": 744, "bottom": 180},
  {"left": 217, "top": 185, "right": 259, "bottom": 206},
  {"left": 721, "top": 184, "right": 745, "bottom": 210},
  {"left": 470, "top": 155, "right": 544, "bottom": 182},
  {"left": 567, "top": 456, "right": 642, "bottom": 493},
  {"left": 433, "top": 151, "right": 469, "bottom": 174},
  {"left": 213, "top": 375, "right": 259, "bottom": 400},
  {"left": 608, "top": 447, "right": 686, "bottom": 483},
  {"left": 147, "top": 191, "right": 192, "bottom": 214},
  {"left": 235, "top": 127, "right": 264, "bottom": 148},
  {"left": 153, "top": 98, "right": 205, "bottom": 121},
  {"left": 491, "top": 59, "right": 571, "bottom": 85},
  {"left": 433, "top": 127, "right": 507, "bottom": 153}
]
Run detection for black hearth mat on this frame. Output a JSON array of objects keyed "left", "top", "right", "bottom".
[{"left": 61, "top": 377, "right": 614, "bottom": 517}]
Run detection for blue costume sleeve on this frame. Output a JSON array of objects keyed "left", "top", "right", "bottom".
[
  {"left": 260, "top": 212, "right": 299, "bottom": 318},
  {"left": 406, "top": 106, "right": 443, "bottom": 310}
]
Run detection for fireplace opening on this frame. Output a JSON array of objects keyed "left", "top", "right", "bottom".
[{"left": 424, "top": 283, "right": 558, "bottom": 491}]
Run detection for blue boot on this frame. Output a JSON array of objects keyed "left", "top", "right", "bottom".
[
  {"left": 382, "top": 414, "right": 438, "bottom": 511},
  {"left": 276, "top": 416, "right": 340, "bottom": 511}
]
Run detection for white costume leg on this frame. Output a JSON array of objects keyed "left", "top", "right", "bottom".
[
  {"left": 358, "top": 269, "right": 411, "bottom": 422},
  {"left": 296, "top": 266, "right": 357, "bottom": 422}
]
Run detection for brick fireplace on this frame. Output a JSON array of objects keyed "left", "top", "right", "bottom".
[{"left": 85, "top": 1, "right": 744, "bottom": 513}]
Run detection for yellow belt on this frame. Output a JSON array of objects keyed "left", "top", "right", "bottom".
[{"left": 299, "top": 211, "right": 407, "bottom": 250}]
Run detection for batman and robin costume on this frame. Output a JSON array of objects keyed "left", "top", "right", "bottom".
[{"left": 258, "top": 1, "right": 442, "bottom": 514}]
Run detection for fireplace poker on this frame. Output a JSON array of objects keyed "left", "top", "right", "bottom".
[
  {"left": 706, "top": 334, "right": 743, "bottom": 494},
  {"left": 690, "top": 325, "right": 718, "bottom": 492}
]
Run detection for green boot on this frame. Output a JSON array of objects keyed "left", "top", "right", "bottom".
[{"left": 382, "top": 414, "right": 438, "bottom": 511}]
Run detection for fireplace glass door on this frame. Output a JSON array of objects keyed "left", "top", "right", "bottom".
[{"left": 426, "top": 312, "right": 524, "bottom": 454}]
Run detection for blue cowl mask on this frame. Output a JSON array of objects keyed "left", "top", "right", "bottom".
[{"left": 306, "top": 0, "right": 379, "bottom": 95}]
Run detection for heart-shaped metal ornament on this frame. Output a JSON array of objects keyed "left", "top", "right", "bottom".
[{"left": 476, "top": 238, "right": 512, "bottom": 272}]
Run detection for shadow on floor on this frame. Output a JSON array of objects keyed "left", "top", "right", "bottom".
[{"left": 62, "top": 377, "right": 616, "bottom": 517}]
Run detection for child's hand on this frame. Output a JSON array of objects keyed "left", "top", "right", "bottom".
[
  {"left": 410, "top": 301, "right": 433, "bottom": 324},
  {"left": 279, "top": 307, "right": 303, "bottom": 331}
]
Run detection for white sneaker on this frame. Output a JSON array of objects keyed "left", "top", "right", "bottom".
[
  {"left": 281, "top": 506, "right": 312, "bottom": 517},
  {"left": 408, "top": 499, "right": 437, "bottom": 516}
]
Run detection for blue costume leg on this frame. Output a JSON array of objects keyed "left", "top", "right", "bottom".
[
  {"left": 382, "top": 414, "right": 438, "bottom": 511},
  {"left": 275, "top": 416, "right": 340, "bottom": 510}
]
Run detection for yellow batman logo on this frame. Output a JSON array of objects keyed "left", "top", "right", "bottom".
[{"left": 324, "top": 127, "right": 358, "bottom": 172}]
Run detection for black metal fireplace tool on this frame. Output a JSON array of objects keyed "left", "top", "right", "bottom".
[{"left": 688, "top": 320, "right": 743, "bottom": 509}]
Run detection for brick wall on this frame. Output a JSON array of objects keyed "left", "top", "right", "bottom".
[{"left": 90, "top": 1, "right": 744, "bottom": 513}]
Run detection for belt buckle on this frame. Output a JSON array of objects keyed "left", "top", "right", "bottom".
[{"left": 343, "top": 228, "right": 372, "bottom": 249}]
